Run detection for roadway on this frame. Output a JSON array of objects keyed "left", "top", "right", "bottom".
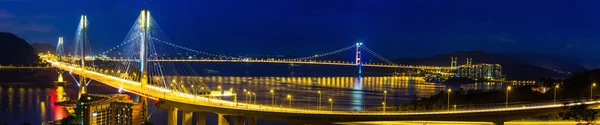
[{"left": 48, "top": 59, "right": 600, "bottom": 124}]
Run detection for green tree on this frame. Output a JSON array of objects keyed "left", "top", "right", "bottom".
[{"left": 560, "top": 102, "right": 600, "bottom": 124}]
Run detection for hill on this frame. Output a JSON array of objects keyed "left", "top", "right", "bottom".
[
  {"left": 31, "top": 43, "right": 56, "bottom": 54},
  {"left": 392, "top": 51, "right": 569, "bottom": 80},
  {"left": 508, "top": 53, "right": 587, "bottom": 73},
  {"left": 0, "top": 32, "right": 39, "bottom": 65}
]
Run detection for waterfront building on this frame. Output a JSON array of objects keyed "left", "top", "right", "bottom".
[
  {"left": 456, "top": 63, "right": 505, "bottom": 81},
  {"left": 80, "top": 94, "right": 142, "bottom": 125}
]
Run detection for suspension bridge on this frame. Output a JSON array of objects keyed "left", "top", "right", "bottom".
[{"left": 45, "top": 9, "right": 599, "bottom": 125}]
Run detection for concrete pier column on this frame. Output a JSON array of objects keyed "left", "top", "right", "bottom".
[
  {"left": 217, "top": 114, "right": 231, "bottom": 125},
  {"left": 167, "top": 106, "right": 178, "bottom": 125},
  {"left": 195, "top": 112, "right": 207, "bottom": 125},
  {"left": 247, "top": 116, "right": 257, "bottom": 125},
  {"left": 233, "top": 116, "right": 245, "bottom": 125},
  {"left": 181, "top": 110, "right": 193, "bottom": 125}
]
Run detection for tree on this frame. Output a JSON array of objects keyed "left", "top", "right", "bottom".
[{"left": 560, "top": 102, "right": 600, "bottom": 124}]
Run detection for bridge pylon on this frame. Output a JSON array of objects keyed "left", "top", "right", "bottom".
[
  {"left": 138, "top": 8, "right": 150, "bottom": 123},
  {"left": 466, "top": 58, "right": 472, "bottom": 66},
  {"left": 56, "top": 36, "right": 64, "bottom": 60},
  {"left": 54, "top": 36, "right": 66, "bottom": 86},
  {"left": 77, "top": 14, "right": 88, "bottom": 100},
  {"left": 356, "top": 42, "right": 363, "bottom": 76},
  {"left": 58, "top": 73, "right": 63, "bottom": 82},
  {"left": 450, "top": 57, "right": 457, "bottom": 68}
]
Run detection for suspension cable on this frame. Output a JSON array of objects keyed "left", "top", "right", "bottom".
[
  {"left": 361, "top": 45, "right": 397, "bottom": 65},
  {"left": 151, "top": 36, "right": 239, "bottom": 60},
  {"left": 291, "top": 44, "right": 356, "bottom": 61}
]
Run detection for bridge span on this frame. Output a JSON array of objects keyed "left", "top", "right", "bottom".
[
  {"left": 49, "top": 60, "right": 600, "bottom": 125},
  {"left": 83, "top": 57, "right": 454, "bottom": 70}
]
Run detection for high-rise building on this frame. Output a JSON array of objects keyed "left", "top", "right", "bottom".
[
  {"left": 456, "top": 63, "right": 504, "bottom": 81},
  {"left": 79, "top": 94, "right": 142, "bottom": 125}
]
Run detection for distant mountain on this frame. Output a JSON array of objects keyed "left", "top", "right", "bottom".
[
  {"left": 0, "top": 32, "right": 39, "bottom": 65},
  {"left": 392, "top": 51, "right": 572, "bottom": 80},
  {"left": 508, "top": 53, "right": 587, "bottom": 73},
  {"left": 31, "top": 43, "right": 56, "bottom": 54}
]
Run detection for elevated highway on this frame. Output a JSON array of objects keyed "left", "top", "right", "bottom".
[{"left": 48, "top": 60, "right": 600, "bottom": 125}]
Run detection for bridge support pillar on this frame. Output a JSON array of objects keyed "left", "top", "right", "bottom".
[
  {"left": 493, "top": 121, "right": 504, "bottom": 125},
  {"left": 233, "top": 116, "right": 245, "bottom": 125},
  {"left": 57, "top": 73, "right": 63, "bottom": 83},
  {"left": 182, "top": 110, "right": 193, "bottom": 125},
  {"left": 247, "top": 116, "right": 257, "bottom": 125},
  {"left": 355, "top": 42, "right": 363, "bottom": 76},
  {"left": 217, "top": 114, "right": 231, "bottom": 125},
  {"left": 167, "top": 106, "right": 178, "bottom": 125},
  {"left": 195, "top": 112, "right": 207, "bottom": 125}
]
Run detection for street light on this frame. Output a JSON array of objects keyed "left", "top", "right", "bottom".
[
  {"left": 506, "top": 86, "right": 511, "bottom": 108},
  {"left": 592, "top": 83, "right": 596, "bottom": 100},
  {"left": 270, "top": 89, "right": 275, "bottom": 106},
  {"left": 554, "top": 85, "right": 559, "bottom": 104},
  {"left": 328, "top": 98, "right": 333, "bottom": 111},
  {"left": 383, "top": 90, "right": 387, "bottom": 108},
  {"left": 382, "top": 102, "right": 386, "bottom": 113},
  {"left": 244, "top": 90, "right": 249, "bottom": 103},
  {"left": 318, "top": 91, "right": 322, "bottom": 110},
  {"left": 244, "top": 91, "right": 248, "bottom": 103},
  {"left": 230, "top": 88, "right": 236, "bottom": 105},
  {"left": 247, "top": 91, "right": 251, "bottom": 104},
  {"left": 447, "top": 88, "right": 451, "bottom": 111},
  {"left": 252, "top": 92, "right": 256, "bottom": 104},
  {"left": 287, "top": 94, "right": 292, "bottom": 108},
  {"left": 217, "top": 85, "right": 222, "bottom": 100}
]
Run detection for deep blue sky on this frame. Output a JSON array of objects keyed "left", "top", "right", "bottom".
[{"left": 1, "top": 0, "right": 600, "bottom": 68}]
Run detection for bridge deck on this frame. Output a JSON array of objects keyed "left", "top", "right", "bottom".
[
  {"left": 49, "top": 60, "right": 600, "bottom": 123},
  {"left": 93, "top": 58, "right": 453, "bottom": 70}
]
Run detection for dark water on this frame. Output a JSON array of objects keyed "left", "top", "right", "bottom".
[
  {"left": 0, "top": 64, "right": 513, "bottom": 124},
  {"left": 0, "top": 86, "right": 69, "bottom": 124}
]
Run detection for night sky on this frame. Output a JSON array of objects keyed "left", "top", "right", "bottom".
[{"left": 1, "top": 0, "right": 600, "bottom": 68}]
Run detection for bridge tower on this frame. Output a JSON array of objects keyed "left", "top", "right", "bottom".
[
  {"left": 139, "top": 8, "right": 150, "bottom": 123},
  {"left": 356, "top": 42, "right": 363, "bottom": 75},
  {"left": 450, "top": 57, "right": 457, "bottom": 68},
  {"left": 466, "top": 58, "right": 472, "bottom": 66},
  {"left": 56, "top": 37, "right": 64, "bottom": 60},
  {"left": 56, "top": 37, "right": 64, "bottom": 83},
  {"left": 77, "top": 14, "right": 88, "bottom": 99}
]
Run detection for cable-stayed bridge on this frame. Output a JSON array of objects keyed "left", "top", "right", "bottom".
[{"left": 45, "top": 9, "right": 598, "bottom": 125}]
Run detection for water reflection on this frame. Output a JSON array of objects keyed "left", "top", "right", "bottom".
[
  {"left": 351, "top": 77, "right": 363, "bottom": 111},
  {"left": 40, "top": 101, "right": 46, "bottom": 122},
  {"left": 0, "top": 86, "right": 68, "bottom": 124},
  {"left": 150, "top": 76, "right": 509, "bottom": 110}
]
